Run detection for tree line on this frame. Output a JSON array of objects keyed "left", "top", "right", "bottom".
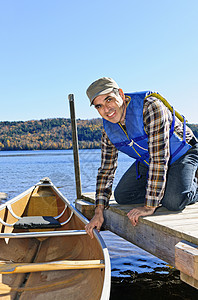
[
  {"left": 0, "top": 118, "right": 197, "bottom": 151},
  {"left": 0, "top": 118, "right": 103, "bottom": 151}
]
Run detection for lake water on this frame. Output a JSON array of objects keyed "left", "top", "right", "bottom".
[
  {"left": 2, "top": 149, "right": 198, "bottom": 298},
  {"left": 0, "top": 149, "right": 167, "bottom": 277}
]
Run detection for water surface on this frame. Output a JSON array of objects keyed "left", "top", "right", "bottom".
[{"left": 0, "top": 149, "right": 167, "bottom": 277}]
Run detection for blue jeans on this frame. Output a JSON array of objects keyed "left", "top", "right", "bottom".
[{"left": 114, "top": 143, "right": 198, "bottom": 211}]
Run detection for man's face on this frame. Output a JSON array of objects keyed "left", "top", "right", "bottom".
[{"left": 93, "top": 89, "right": 126, "bottom": 124}]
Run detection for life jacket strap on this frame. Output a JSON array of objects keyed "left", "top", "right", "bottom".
[
  {"left": 135, "top": 160, "right": 141, "bottom": 180},
  {"left": 170, "top": 116, "right": 187, "bottom": 161},
  {"left": 135, "top": 153, "right": 149, "bottom": 180},
  {"left": 170, "top": 107, "right": 175, "bottom": 137}
]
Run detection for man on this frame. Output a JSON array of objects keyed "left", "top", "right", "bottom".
[{"left": 85, "top": 77, "right": 198, "bottom": 239}]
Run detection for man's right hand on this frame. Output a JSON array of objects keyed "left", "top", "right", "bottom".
[{"left": 85, "top": 206, "right": 104, "bottom": 239}]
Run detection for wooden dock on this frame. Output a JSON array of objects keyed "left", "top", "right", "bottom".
[
  {"left": 0, "top": 193, "right": 7, "bottom": 202},
  {"left": 76, "top": 193, "right": 198, "bottom": 290}
]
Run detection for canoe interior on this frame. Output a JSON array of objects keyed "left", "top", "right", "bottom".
[{"left": 0, "top": 182, "right": 106, "bottom": 300}]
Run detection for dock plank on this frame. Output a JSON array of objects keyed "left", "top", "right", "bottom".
[
  {"left": 79, "top": 193, "right": 198, "bottom": 261},
  {"left": 0, "top": 192, "right": 7, "bottom": 201},
  {"left": 77, "top": 193, "right": 198, "bottom": 289}
]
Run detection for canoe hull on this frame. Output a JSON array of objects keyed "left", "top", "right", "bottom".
[{"left": 0, "top": 178, "right": 111, "bottom": 300}]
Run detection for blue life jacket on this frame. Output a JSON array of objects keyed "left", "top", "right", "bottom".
[{"left": 103, "top": 91, "right": 191, "bottom": 177}]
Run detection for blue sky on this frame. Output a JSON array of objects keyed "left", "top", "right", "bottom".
[{"left": 0, "top": 0, "right": 197, "bottom": 123}]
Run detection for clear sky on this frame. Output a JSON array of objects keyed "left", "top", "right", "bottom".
[{"left": 0, "top": 0, "right": 197, "bottom": 123}]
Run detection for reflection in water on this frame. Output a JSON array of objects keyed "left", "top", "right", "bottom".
[{"left": 101, "top": 231, "right": 167, "bottom": 277}]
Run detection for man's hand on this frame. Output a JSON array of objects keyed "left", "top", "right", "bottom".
[
  {"left": 85, "top": 206, "right": 104, "bottom": 239},
  {"left": 127, "top": 206, "right": 156, "bottom": 226}
]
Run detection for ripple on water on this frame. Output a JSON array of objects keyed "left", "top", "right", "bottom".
[{"left": 100, "top": 231, "right": 168, "bottom": 277}]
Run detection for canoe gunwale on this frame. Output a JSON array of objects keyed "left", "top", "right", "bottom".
[{"left": 0, "top": 229, "right": 88, "bottom": 238}]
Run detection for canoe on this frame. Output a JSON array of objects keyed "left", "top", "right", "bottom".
[{"left": 0, "top": 178, "right": 111, "bottom": 300}]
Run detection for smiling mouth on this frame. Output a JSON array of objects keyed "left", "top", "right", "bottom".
[{"left": 107, "top": 111, "right": 116, "bottom": 118}]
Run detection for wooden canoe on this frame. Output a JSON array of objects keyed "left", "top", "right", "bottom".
[{"left": 0, "top": 178, "right": 111, "bottom": 300}]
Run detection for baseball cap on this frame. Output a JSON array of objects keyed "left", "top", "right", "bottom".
[{"left": 86, "top": 77, "right": 119, "bottom": 105}]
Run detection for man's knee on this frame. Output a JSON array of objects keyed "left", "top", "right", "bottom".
[
  {"left": 162, "top": 192, "right": 194, "bottom": 211},
  {"left": 114, "top": 186, "right": 123, "bottom": 204},
  {"left": 162, "top": 201, "right": 182, "bottom": 211},
  {"left": 114, "top": 185, "right": 133, "bottom": 204}
]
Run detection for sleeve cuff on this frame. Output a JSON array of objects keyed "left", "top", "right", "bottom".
[
  {"left": 145, "top": 199, "right": 160, "bottom": 208},
  {"left": 95, "top": 198, "right": 109, "bottom": 209}
]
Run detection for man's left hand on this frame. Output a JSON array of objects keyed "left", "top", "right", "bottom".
[{"left": 127, "top": 206, "right": 156, "bottom": 226}]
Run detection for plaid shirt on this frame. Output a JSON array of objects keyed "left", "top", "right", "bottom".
[{"left": 95, "top": 96, "right": 195, "bottom": 208}]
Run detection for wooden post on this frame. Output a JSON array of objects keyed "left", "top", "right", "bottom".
[
  {"left": 0, "top": 193, "right": 7, "bottom": 201},
  {"left": 68, "top": 94, "right": 82, "bottom": 199},
  {"left": 175, "top": 240, "right": 198, "bottom": 289}
]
